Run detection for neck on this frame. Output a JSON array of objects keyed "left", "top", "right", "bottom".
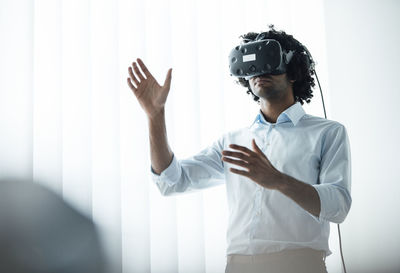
[{"left": 259, "top": 96, "right": 296, "bottom": 123}]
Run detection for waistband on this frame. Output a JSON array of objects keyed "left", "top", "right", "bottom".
[{"left": 227, "top": 248, "right": 326, "bottom": 264}]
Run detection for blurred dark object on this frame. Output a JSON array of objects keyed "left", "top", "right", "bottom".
[{"left": 0, "top": 179, "right": 106, "bottom": 273}]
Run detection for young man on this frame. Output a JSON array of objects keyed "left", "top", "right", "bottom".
[{"left": 127, "top": 26, "right": 351, "bottom": 273}]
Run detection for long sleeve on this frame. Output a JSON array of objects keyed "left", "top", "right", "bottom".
[
  {"left": 313, "top": 124, "right": 352, "bottom": 224},
  {"left": 150, "top": 138, "right": 225, "bottom": 196}
]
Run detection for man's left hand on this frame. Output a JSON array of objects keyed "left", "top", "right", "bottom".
[{"left": 221, "top": 139, "right": 284, "bottom": 190}]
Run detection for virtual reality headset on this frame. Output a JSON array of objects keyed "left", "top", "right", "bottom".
[{"left": 228, "top": 39, "right": 295, "bottom": 80}]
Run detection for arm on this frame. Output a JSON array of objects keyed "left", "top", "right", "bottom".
[
  {"left": 277, "top": 174, "right": 321, "bottom": 218},
  {"left": 127, "top": 58, "right": 173, "bottom": 174},
  {"left": 152, "top": 139, "right": 225, "bottom": 196},
  {"left": 222, "top": 128, "right": 352, "bottom": 223},
  {"left": 312, "top": 125, "right": 352, "bottom": 223},
  {"left": 127, "top": 59, "right": 225, "bottom": 195},
  {"left": 222, "top": 139, "right": 320, "bottom": 217},
  {"left": 148, "top": 109, "right": 173, "bottom": 174}
]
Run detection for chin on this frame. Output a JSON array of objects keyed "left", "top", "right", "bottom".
[{"left": 255, "top": 89, "right": 280, "bottom": 99}]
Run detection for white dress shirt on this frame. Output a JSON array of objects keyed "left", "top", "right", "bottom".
[{"left": 151, "top": 102, "right": 352, "bottom": 256}]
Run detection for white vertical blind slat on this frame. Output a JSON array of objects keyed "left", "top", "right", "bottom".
[
  {"left": 61, "top": 0, "right": 92, "bottom": 215},
  {"left": 33, "top": 0, "right": 63, "bottom": 194},
  {"left": 0, "top": 0, "right": 33, "bottom": 182},
  {"left": 145, "top": 0, "right": 179, "bottom": 272},
  {"left": 90, "top": 0, "right": 122, "bottom": 272},
  {"left": 118, "top": 0, "right": 152, "bottom": 271}
]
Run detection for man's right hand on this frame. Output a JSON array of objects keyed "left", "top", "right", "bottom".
[{"left": 127, "top": 58, "right": 172, "bottom": 119}]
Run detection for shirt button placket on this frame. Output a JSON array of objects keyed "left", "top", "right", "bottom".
[
  {"left": 264, "top": 125, "right": 274, "bottom": 150},
  {"left": 255, "top": 190, "right": 262, "bottom": 215},
  {"left": 250, "top": 189, "right": 263, "bottom": 240}
]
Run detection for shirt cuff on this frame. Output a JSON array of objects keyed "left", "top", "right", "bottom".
[
  {"left": 150, "top": 154, "right": 182, "bottom": 186},
  {"left": 312, "top": 183, "right": 347, "bottom": 223},
  {"left": 307, "top": 184, "right": 324, "bottom": 223}
]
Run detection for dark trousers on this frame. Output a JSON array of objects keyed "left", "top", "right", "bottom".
[{"left": 225, "top": 248, "right": 327, "bottom": 273}]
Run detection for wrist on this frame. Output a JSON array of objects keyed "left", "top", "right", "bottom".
[
  {"left": 275, "top": 172, "right": 290, "bottom": 192},
  {"left": 148, "top": 108, "right": 165, "bottom": 122}
]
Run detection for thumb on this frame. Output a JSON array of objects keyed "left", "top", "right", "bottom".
[
  {"left": 252, "top": 139, "right": 264, "bottom": 156},
  {"left": 163, "top": 68, "right": 172, "bottom": 90}
]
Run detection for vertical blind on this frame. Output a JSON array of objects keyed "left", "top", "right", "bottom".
[{"left": 0, "top": 0, "right": 338, "bottom": 272}]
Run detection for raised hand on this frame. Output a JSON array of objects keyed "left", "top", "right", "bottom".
[
  {"left": 127, "top": 58, "right": 172, "bottom": 119},
  {"left": 221, "top": 139, "right": 283, "bottom": 190}
]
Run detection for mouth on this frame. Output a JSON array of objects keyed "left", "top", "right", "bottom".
[
  {"left": 256, "top": 82, "right": 272, "bottom": 88},
  {"left": 255, "top": 77, "right": 272, "bottom": 86}
]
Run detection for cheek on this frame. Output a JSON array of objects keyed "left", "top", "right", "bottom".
[
  {"left": 251, "top": 85, "right": 261, "bottom": 95},
  {"left": 251, "top": 79, "right": 261, "bottom": 87}
]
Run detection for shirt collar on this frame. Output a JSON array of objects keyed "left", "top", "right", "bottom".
[{"left": 252, "top": 102, "right": 306, "bottom": 127}]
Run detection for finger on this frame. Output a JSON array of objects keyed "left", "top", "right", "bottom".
[
  {"left": 222, "top": 156, "right": 249, "bottom": 168},
  {"left": 228, "top": 144, "right": 255, "bottom": 156},
  {"left": 127, "top": 77, "right": 137, "bottom": 91},
  {"left": 132, "top": 62, "right": 145, "bottom": 81},
  {"left": 222, "top": 150, "right": 250, "bottom": 161},
  {"left": 128, "top": 67, "right": 140, "bottom": 86},
  {"left": 163, "top": 68, "right": 172, "bottom": 89},
  {"left": 137, "top": 58, "right": 154, "bottom": 79},
  {"left": 229, "top": 168, "right": 250, "bottom": 177}
]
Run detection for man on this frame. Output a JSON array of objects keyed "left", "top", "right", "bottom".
[{"left": 127, "top": 26, "right": 351, "bottom": 273}]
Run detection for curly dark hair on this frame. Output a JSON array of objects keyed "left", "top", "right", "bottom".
[{"left": 236, "top": 25, "right": 315, "bottom": 105}]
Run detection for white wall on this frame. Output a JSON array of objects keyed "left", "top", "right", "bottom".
[{"left": 323, "top": 0, "right": 400, "bottom": 272}]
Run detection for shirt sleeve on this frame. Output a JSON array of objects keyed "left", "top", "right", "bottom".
[
  {"left": 312, "top": 124, "right": 352, "bottom": 224},
  {"left": 150, "top": 137, "right": 225, "bottom": 196}
]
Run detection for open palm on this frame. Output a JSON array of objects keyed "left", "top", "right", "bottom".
[{"left": 127, "top": 58, "right": 172, "bottom": 118}]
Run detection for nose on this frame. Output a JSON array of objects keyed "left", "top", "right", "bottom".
[{"left": 253, "top": 74, "right": 272, "bottom": 81}]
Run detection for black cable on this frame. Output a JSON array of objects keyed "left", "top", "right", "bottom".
[
  {"left": 314, "top": 70, "right": 348, "bottom": 273},
  {"left": 314, "top": 71, "right": 327, "bottom": 119},
  {"left": 338, "top": 224, "right": 348, "bottom": 273}
]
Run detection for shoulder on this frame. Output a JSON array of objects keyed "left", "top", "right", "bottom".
[
  {"left": 300, "top": 114, "right": 347, "bottom": 133},
  {"left": 299, "top": 114, "right": 350, "bottom": 148},
  {"left": 300, "top": 117, "right": 351, "bottom": 158}
]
